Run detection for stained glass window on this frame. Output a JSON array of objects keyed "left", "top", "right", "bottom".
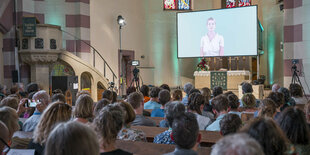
[
  {"left": 178, "top": 0, "right": 190, "bottom": 10},
  {"left": 164, "top": 0, "right": 191, "bottom": 10},
  {"left": 164, "top": 0, "right": 177, "bottom": 10},
  {"left": 226, "top": 0, "right": 236, "bottom": 8},
  {"left": 238, "top": 0, "right": 251, "bottom": 7}
]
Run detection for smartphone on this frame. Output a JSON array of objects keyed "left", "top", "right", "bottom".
[
  {"left": 25, "top": 99, "right": 29, "bottom": 108},
  {"left": 28, "top": 99, "right": 38, "bottom": 108}
]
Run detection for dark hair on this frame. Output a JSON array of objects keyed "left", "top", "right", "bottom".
[
  {"left": 159, "top": 84, "right": 170, "bottom": 92},
  {"left": 94, "top": 99, "right": 110, "bottom": 116},
  {"left": 165, "top": 101, "right": 185, "bottom": 127},
  {"left": 184, "top": 83, "right": 194, "bottom": 95},
  {"left": 149, "top": 87, "right": 161, "bottom": 98},
  {"left": 242, "top": 82, "right": 253, "bottom": 94},
  {"left": 26, "top": 83, "right": 39, "bottom": 94},
  {"left": 127, "top": 92, "right": 143, "bottom": 109},
  {"left": 10, "top": 85, "right": 19, "bottom": 95},
  {"left": 241, "top": 93, "right": 256, "bottom": 109},
  {"left": 51, "top": 93, "right": 66, "bottom": 103},
  {"left": 220, "top": 113, "right": 242, "bottom": 136},
  {"left": 276, "top": 107, "right": 310, "bottom": 145},
  {"left": 289, "top": 84, "right": 303, "bottom": 97},
  {"left": 227, "top": 94, "right": 239, "bottom": 109},
  {"left": 212, "top": 86, "right": 223, "bottom": 97},
  {"left": 212, "top": 95, "right": 229, "bottom": 112},
  {"left": 102, "top": 90, "right": 113, "bottom": 101},
  {"left": 223, "top": 91, "right": 234, "bottom": 97},
  {"left": 52, "top": 89, "right": 63, "bottom": 95},
  {"left": 126, "top": 86, "right": 136, "bottom": 96},
  {"left": 140, "top": 85, "right": 149, "bottom": 97},
  {"left": 172, "top": 112, "right": 199, "bottom": 149},
  {"left": 240, "top": 117, "right": 288, "bottom": 155},
  {"left": 172, "top": 89, "right": 183, "bottom": 101},
  {"left": 188, "top": 92, "right": 204, "bottom": 115},
  {"left": 267, "top": 92, "right": 284, "bottom": 108},
  {"left": 201, "top": 87, "right": 211, "bottom": 101},
  {"left": 158, "top": 90, "right": 171, "bottom": 106},
  {"left": 112, "top": 91, "right": 117, "bottom": 103},
  {"left": 277, "top": 87, "right": 291, "bottom": 102}
]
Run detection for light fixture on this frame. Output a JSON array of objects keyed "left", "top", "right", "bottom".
[{"left": 117, "top": 15, "right": 126, "bottom": 27}]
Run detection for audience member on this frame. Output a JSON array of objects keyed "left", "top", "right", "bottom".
[
  {"left": 172, "top": 89, "right": 182, "bottom": 101},
  {"left": 26, "top": 83, "right": 39, "bottom": 94},
  {"left": 241, "top": 93, "right": 257, "bottom": 112},
  {"left": 187, "top": 92, "right": 211, "bottom": 130},
  {"left": 126, "top": 86, "right": 136, "bottom": 97},
  {"left": 51, "top": 93, "right": 66, "bottom": 103},
  {"left": 93, "top": 104, "right": 132, "bottom": 155},
  {"left": 290, "top": 84, "right": 307, "bottom": 104},
  {"left": 10, "top": 85, "right": 19, "bottom": 95},
  {"left": 241, "top": 82, "right": 253, "bottom": 94},
  {"left": 268, "top": 92, "right": 285, "bottom": 118},
  {"left": 45, "top": 121, "right": 99, "bottom": 155},
  {"left": 182, "top": 82, "right": 194, "bottom": 106},
  {"left": 73, "top": 94, "right": 94, "bottom": 124},
  {"left": 52, "top": 89, "right": 63, "bottom": 95},
  {"left": 164, "top": 112, "right": 200, "bottom": 155},
  {"left": 212, "top": 86, "right": 223, "bottom": 98},
  {"left": 144, "top": 87, "right": 161, "bottom": 109},
  {"left": 160, "top": 84, "right": 171, "bottom": 92},
  {"left": 0, "top": 96, "right": 18, "bottom": 110},
  {"left": 154, "top": 101, "right": 185, "bottom": 144},
  {"left": 102, "top": 90, "right": 113, "bottom": 102},
  {"left": 201, "top": 87, "right": 214, "bottom": 120},
  {"left": 223, "top": 91, "right": 234, "bottom": 97},
  {"left": 94, "top": 99, "right": 110, "bottom": 116},
  {"left": 0, "top": 121, "right": 9, "bottom": 154},
  {"left": 219, "top": 113, "right": 242, "bottom": 136},
  {"left": 29, "top": 102, "right": 72, "bottom": 155},
  {"left": 112, "top": 91, "right": 117, "bottom": 103},
  {"left": 201, "top": 87, "right": 211, "bottom": 102},
  {"left": 256, "top": 98, "right": 277, "bottom": 118},
  {"left": 116, "top": 101, "right": 146, "bottom": 141},
  {"left": 211, "top": 133, "right": 264, "bottom": 155},
  {"left": 140, "top": 85, "right": 150, "bottom": 103},
  {"left": 23, "top": 90, "right": 51, "bottom": 132},
  {"left": 206, "top": 95, "right": 229, "bottom": 131},
  {"left": 76, "top": 90, "right": 91, "bottom": 99},
  {"left": 240, "top": 117, "right": 288, "bottom": 155},
  {"left": 278, "top": 87, "right": 296, "bottom": 110},
  {"left": 188, "top": 89, "right": 201, "bottom": 96},
  {"left": 0, "top": 107, "right": 19, "bottom": 140},
  {"left": 276, "top": 107, "right": 310, "bottom": 155},
  {"left": 272, "top": 83, "right": 281, "bottom": 92},
  {"left": 151, "top": 89, "right": 171, "bottom": 117},
  {"left": 128, "top": 92, "right": 156, "bottom": 126},
  {"left": 227, "top": 94, "right": 241, "bottom": 117}
]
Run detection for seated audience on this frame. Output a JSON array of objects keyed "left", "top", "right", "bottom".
[
  {"left": 189, "top": 89, "right": 201, "bottom": 96},
  {"left": 154, "top": 101, "right": 185, "bottom": 144},
  {"left": 206, "top": 95, "right": 229, "bottom": 131},
  {"left": 172, "top": 89, "right": 183, "bottom": 101},
  {"left": 51, "top": 93, "right": 66, "bottom": 103},
  {"left": 200, "top": 87, "right": 211, "bottom": 102},
  {"left": 240, "top": 82, "right": 260, "bottom": 107},
  {"left": 278, "top": 87, "right": 296, "bottom": 110},
  {"left": 29, "top": 102, "right": 72, "bottom": 155},
  {"left": 0, "top": 121, "right": 10, "bottom": 154},
  {"left": 201, "top": 87, "right": 214, "bottom": 120},
  {"left": 268, "top": 92, "right": 285, "bottom": 118},
  {"left": 272, "top": 83, "right": 281, "bottom": 92},
  {"left": 187, "top": 92, "right": 211, "bottom": 130},
  {"left": 23, "top": 90, "right": 51, "bottom": 132},
  {"left": 211, "top": 133, "right": 264, "bottom": 155},
  {"left": 102, "top": 90, "right": 113, "bottom": 102},
  {"left": 93, "top": 104, "right": 132, "bottom": 155},
  {"left": 182, "top": 82, "right": 194, "bottom": 106},
  {"left": 290, "top": 83, "right": 307, "bottom": 104},
  {"left": 116, "top": 101, "right": 146, "bottom": 141},
  {"left": 276, "top": 107, "right": 310, "bottom": 155},
  {"left": 212, "top": 86, "right": 223, "bottom": 99},
  {"left": 73, "top": 94, "right": 94, "bottom": 124},
  {"left": 128, "top": 92, "right": 156, "bottom": 126},
  {"left": 94, "top": 99, "right": 111, "bottom": 116},
  {"left": 256, "top": 98, "right": 277, "bottom": 118},
  {"left": 140, "top": 85, "right": 150, "bottom": 103},
  {"left": 227, "top": 94, "right": 241, "bottom": 117},
  {"left": 241, "top": 93, "right": 257, "bottom": 112},
  {"left": 0, "top": 96, "right": 18, "bottom": 110},
  {"left": 240, "top": 117, "right": 288, "bottom": 155},
  {"left": 0, "top": 106, "right": 19, "bottom": 140},
  {"left": 151, "top": 89, "right": 171, "bottom": 117},
  {"left": 45, "top": 121, "right": 99, "bottom": 155},
  {"left": 160, "top": 84, "right": 171, "bottom": 92},
  {"left": 164, "top": 112, "right": 200, "bottom": 155},
  {"left": 219, "top": 113, "right": 242, "bottom": 136},
  {"left": 144, "top": 87, "right": 161, "bottom": 109}
]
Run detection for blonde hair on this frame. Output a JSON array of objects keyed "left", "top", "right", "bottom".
[
  {"left": 0, "top": 97, "right": 19, "bottom": 110},
  {"left": 73, "top": 94, "right": 94, "bottom": 119},
  {"left": 115, "top": 101, "right": 135, "bottom": 125},
  {"left": 45, "top": 121, "right": 99, "bottom": 155},
  {"left": 33, "top": 102, "right": 72, "bottom": 144},
  {"left": 0, "top": 106, "right": 19, "bottom": 138},
  {"left": 258, "top": 99, "right": 277, "bottom": 118}
]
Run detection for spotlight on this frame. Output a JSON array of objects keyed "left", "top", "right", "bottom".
[{"left": 117, "top": 15, "right": 126, "bottom": 27}]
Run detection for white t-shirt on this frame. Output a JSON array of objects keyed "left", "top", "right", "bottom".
[{"left": 200, "top": 33, "right": 224, "bottom": 56}]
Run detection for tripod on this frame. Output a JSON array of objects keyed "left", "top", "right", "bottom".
[
  {"left": 130, "top": 67, "right": 140, "bottom": 91},
  {"left": 291, "top": 64, "right": 308, "bottom": 99}
]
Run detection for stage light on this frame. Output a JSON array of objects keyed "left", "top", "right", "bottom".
[{"left": 117, "top": 15, "right": 126, "bottom": 27}]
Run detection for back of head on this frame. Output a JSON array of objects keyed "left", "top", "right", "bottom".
[
  {"left": 241, "top": 93, "right": 256, "bottom": 109},
  {"left": 172, "top": 89, "right": 183, "bottom": 101},
  {"left": 240, "top": 117, "right": 287, "bottom": 155},
  {"left": 277, "top": 87, "right": 291, "bottom": 102},
  {"left": 241, "top": 82, "right": 253, "bottom": 94},
  {"left": 76, "top": 90, "right": 90, "bottom": 99},
  {"left": 115, "top": 101, "right": 136, "bottom": 125},
  {"left": 227, "top": 94, "right": 239, "bottom": 109},
  {"left": 140, "top": 85, "right": 149, "bottom": 97},
  {"left": 33, "top": 102, "right": 72, "bottom": 144},
  {"left": 149, "top": 87, "right": 161, "bottom": 98},
  {"left": 188, "top": 92, "right": 204, "bottom": 114},
  {"left": 33, "top": 90, "right": 50, "bottom": 105},
  {"left": 223, "top": 91, "right": 234, "bottom": 97},
  {"left": 52, "top": 89, "right": 63, "bottom": 95},
  {"left": 0, "top": 106, "right": 19, "bottom": 138},
  {"left": 212, "top": 86, "right": 223, "bottom": 97},
  {"left": 272, "top": 83, "right": 281, "bottom": 92},
  {"left": 26, "top": 82, "right": 39, "bottom": 94},
  {"left": 267, "top": 92, "right": 284, "bottom": 108},
  {"left": 160, "top": 84, "right": 170, "bottom": 92},
  {"left": 0, "top": 97, "right": 19, "bottom": 110},
  {"left": 51, "top": 93, "right": 66, "bottom": 103},
  {"left": 126, "top": 86, "right": 136, "bottom": 96},
  {"left": 45, "top": 121, "right": 99, "bottom": 155},
  {"left": 211, "top": 95, "right": 229, "bottom": 113},
  {"left": 219, "top": 114, "right": 242, "bottom": 136},
  {"left": 165, "top": 101, "right": 186, "bottom": 127},
  {"left": 289, "top": 83, "right": 303, "bottom": 97},
  {"left": 112, "top": 91, "right": 117, "bottom": 103},
  {"left": 172, "top": 112, "right": 199, "bottom": 149},
  {"left": 276, "top": 107, "right": 310, "bottom": 145},
  {"left": 74, "top": 94, "right": 94, "bottom": 120},
  {"left": 158, "top": 89, "right": 171, "bottom": 106},
  {"left": 201, "top": 87, "right": 211, "bottom": 101},
  {"left": 211, "top": 133, "right": 264, "bottom": 155},
  {"left": 102, "top": 90, "right": 113, "bottom": 101},
  {"left": 10, "top": 85, "right": 19, "bottom": 95},
  {"left": 94, "top": 99, "right": 110, "bottom": 116},
  {"left": 0, "top": 121, "right": 9, "bottom": 153},
  {"left": 127, "top": 92, "right": 143, "bottom": 109},
  {"left": 184, "top": 83, "right": 194, "bottom": 95},
  {"left": 93, "top": 104, "right": 124, "bottom": 148},
  {"left": 189, "top": 89, "right": 200, "bottom": 96}
]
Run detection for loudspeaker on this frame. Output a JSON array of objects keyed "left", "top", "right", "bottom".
[
  {"left": 12, "top": 70, "right": 18, "bottom": 83},
  {"left": 51, "top": 76, "right": 78, "bottom": 105}
]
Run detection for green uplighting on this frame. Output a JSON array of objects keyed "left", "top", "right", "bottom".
[{"left": 267, "top": 31, "right": 275, "bottom": 84}]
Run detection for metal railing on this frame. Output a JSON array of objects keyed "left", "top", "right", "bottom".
[{"left": 61, "top": 30, "right": 117, "bottom": 83}]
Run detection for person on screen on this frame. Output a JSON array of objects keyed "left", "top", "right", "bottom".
[{"left": 200, "top": 17, "right": 224, "bottom": 57}]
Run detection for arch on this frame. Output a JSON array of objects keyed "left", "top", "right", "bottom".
[
  {"left": 81, "top": 72, "right": 93, "bottom": 95},
  {"left": 97, "top": 81, "right": 106, "bottom": 101}
]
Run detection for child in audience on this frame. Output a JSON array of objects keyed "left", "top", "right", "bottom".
[
  {"left": 187, "top": 92, "right": 212, "bottom": 130},
  {"left": 219, "top": 113, "right": 242, "bottom": 136},
  {"left": 73, "top": 94, "right": 94, "bottom": 124},
  {"left": 206, "top": 95, "right": 229, "bottom": 131},
  {"left": 164, "top": 112, "right": 200, "bottom": 155},
  {"left": 151, "top": 90, "right": 171, "bottom": 117},
  {"left": 241, "top": 93, "right": 257, "bottom": 112},
  {"left": 144, "top": 87, "right": 161, "bottom": 109},
  {"left": 93, "top": 104, "right": 132, "bottom": 155},
  {"left": 227, "top": 94, "right": 241, "bottom": 117},
  {"left": 45, "top": 121, "right": 99, "bottom": 155},
  {"left": 172, "top": 89, "right": 182, "bottom": 101}
]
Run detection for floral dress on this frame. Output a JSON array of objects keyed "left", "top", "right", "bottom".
[{"left": 117, "top": 127, "right": 146, "bottom": 142}]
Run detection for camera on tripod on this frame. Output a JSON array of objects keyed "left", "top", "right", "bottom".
[
  {"left": 130, "top": 60, "right": 141, "bottom": 90},
  {"left": 108, "top": 82, "right": 115, "bottom": 90}
]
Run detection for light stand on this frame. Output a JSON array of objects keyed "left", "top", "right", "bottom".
[{"left": 117, "top": 15, "right": 126, "bottom": 96}]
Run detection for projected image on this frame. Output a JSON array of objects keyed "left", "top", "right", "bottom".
[
  {"left": 200, "top": 17, "right": 224, "bottom": 57},
  {"left": 226, "top": 0, "right": 236, "bottom": 8},
  {"left": 239, "top": 0, "right": 251, "bottom": 7}
]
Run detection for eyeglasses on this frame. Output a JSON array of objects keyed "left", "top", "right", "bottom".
[{"left": 0, "top": 137, "right": 10, "bottom": 153}]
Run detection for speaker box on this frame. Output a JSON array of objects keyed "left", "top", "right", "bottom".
[
  {"left": 12, "top": 70, "right": 18, "bottom": 83},
  {"left": 51, "top": 76, "right": 78, "bottom": 105}
]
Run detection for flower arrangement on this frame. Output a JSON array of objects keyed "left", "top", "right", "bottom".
[{"left": 197, "top": 58, "right": 209, "bottom": 71}]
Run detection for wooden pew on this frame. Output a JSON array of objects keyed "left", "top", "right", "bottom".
[
  {"left": 144, "top": 109, "right": 153, "bottom": 114},
  {"left": 11, "top": 131, "right": 33, "bottom": 149},
  {"left": 116, "top": 140, "right": 211, "bottom": 155},
  {"left": 295, "top": 104, "right": 305, "bottom": 110},
  {"left": 241, "top": 112, "right": 254, "bottom": 123},
  {"left": 131, "top": 126, "right": 222, "bottom": 147},
  {"left": 147, "top": 117, "right": 164, "bottom": 126}
]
